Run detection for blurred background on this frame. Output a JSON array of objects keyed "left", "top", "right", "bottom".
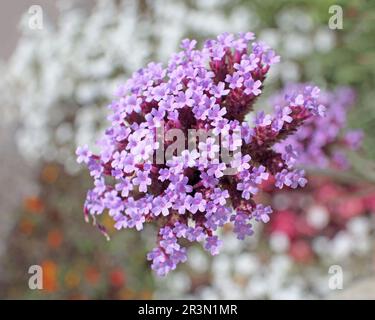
[{"left": 0, "top": 0, "right": 374, "bottom": 299}]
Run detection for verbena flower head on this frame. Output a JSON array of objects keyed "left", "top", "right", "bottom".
[
  {"left": 77, "top": 32, "right": 324, "bottom": 276},
  {"left": 273, "top": 85, "right": 363, "bottom": 169},
  {"left": 261, "top": 86, "right": 367, "bottom": 262}
]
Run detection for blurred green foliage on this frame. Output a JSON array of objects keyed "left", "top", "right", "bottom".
[{"left": 244, "top": 0, "right": 375, "bottom": 164}]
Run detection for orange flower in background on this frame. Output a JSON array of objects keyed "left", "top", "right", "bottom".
[
  {"left": 109, "top": 268, "right": 126, "bottom": 288},
  {"left": 41, "top": 260, "right": 58, "bottom": 292},
  {"left": 65, "top": 270, "right": 81, "bottom": 289},
  {"left": 118, "top": 288, "right": 134, "bottom": 299},
  {"left": 47, "top": 229, "right": 63, "bottom": 249},
  {"left": 118, "top": 289, "right": 152, "bottom": 300},
  {"left": 41, "top": 164, "right": 60, "bottom": 184},
  {"left": 24, "top": 196, "right": 44, "bottom": 214},
  {"left": 140, "top": 291, "right": 153, "bottom": 300},
  {"left": 19, "top": 218, "right": 34, "bottom": 236},
  {"left": 85, "top": 266, "right": 100, "bottom": 285}
]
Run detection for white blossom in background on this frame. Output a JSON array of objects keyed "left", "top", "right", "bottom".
[
  {"left": 2, "top": 0, "right": 256, "bottom": 172},
  {"left": 155, "top": 215, "right": 375, "bottom": 299},
  {"left": 4, "top": 1, "right": 149, "bottom": 172},
  {"left": 2, "top": 1, "right": 336, "bottom": 172}
]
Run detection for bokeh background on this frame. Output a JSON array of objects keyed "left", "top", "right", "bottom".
[{"left": 0, "top": 0, "right": 374, "bottom": 299}]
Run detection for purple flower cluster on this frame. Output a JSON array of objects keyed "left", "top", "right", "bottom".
[
  {"left": 77, "top": 33, "right": 324, "bottom": 276},
  {"left": 273, "top": 86, "right": 363, "bottom": 170}
]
